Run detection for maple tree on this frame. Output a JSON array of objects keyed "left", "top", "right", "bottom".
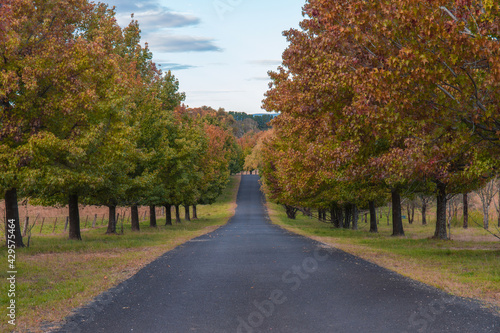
[
  {"left": 196, "top": 123, "right": 233, "bottom": 205},
  {"left": 475, "top": 177, "right": 499, "bottom": 229},
  {"left": 117, "top": 23, "right": 185, "bottom": 231},
  {"left": 79, "top": 17, "right": 185, "bottom": 233},
  {"left": 172, "top": 107, "right": 240, "bottom": 214},
  {"left": 129, "top": 71, "right": 186, "bottom": 229},
  {"left": 1, "top": 1, "right": 250, "bottom": 245},
  {"left": 261, "top": 0, "right": 500, "bottom": 239},
  {"left": 26, "top": 2, "right": 139, "bottom": 240},
  {"left": 1, "top": 0, "right": 128, "bottom": 243},
  {"left": 243, "top": 131, "right": 273, "bottom": 173}
]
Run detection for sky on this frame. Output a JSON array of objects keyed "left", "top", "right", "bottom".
[{"left": 102, "top": 0, "right": 307, "bottom": 114}]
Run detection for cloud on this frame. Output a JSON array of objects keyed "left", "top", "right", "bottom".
[
  {"left": 247, "top": 76, "right": 271, "bottom": 81},
  {"left": 105, "top": 0, "right": 165, "bottom": 13},
  {"left": 145, "top": 33, "right": 222, "bottom": 53},
  {"left": 105, "top": 1, "right": 219, "bottom": 54},
  {"left": 157, "top": 62, "right": 197, "bottom": 71},
  {"left": 107, "top": 0, "right": 200, "bottom": 29},
  {"left": 247, "top": 60, "right": 282, "bottom": 66},
  {"left": 116, "top": 10, "right": 200, "bottom": 29}
]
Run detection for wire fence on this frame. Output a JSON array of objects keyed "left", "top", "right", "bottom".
[
  {"left": 0, "top": 206, "right": 169, "bottom": 240},
  {"left": 292, "top": 201, "right": 500, "bottom": 241}
]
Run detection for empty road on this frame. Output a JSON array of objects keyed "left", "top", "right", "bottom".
[{"left": 57, "top": 175, "right": 499, "bottom": 333}]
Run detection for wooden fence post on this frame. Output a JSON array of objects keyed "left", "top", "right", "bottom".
[
  {"left": 92, "top": 214, "right": 97, "bottom": 228},
  {"left": 53, "top": 217, "right": 58, "bottom": 233},
  {"left": 23, "top": 217, "right": 29, "bottom": 236},
  {"left": 39, "top": 217, "right": 45, "bottom": 234},
  {"left": 64, "top": 216, "right": 69, "bottom": 232}
]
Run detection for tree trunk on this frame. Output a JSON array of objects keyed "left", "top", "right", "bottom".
[
  {"left": 330, "top": 203, "right": 341, "bottom": 228},
  {"left": 192, "top": 205, "right": 198, "bottom": 219},
  {"left": 497, "top": 182, "right": 500, "bottom": 227},
  {"left": 352, "top": 204, "right": 358, "bottom": 230},
  {"left": 106, "top": 205, "right": 117, "bottom": 234},
  {"left": 434, "top": 182, "right": 448, "bottom": 240},
  {"left": 369, "top": 201, "right": 378, "bottom": 233},
  {"left": 406, "top": 203, "right": 412, "bottom": 224},
  {"left": 4, "top": 188, "right": 24, "bottom": 247},
  {"left": 463, "top": 193, "right": 468, "bottom": 229},
  {"left": 150, "top": 205, "right": 157, "bottom": 228},
  {"left": 175, "top": 205, "right": 181, "bottom": 223},
  {"left": 339, "top": 205, "right": 344, "bottom": 228},
  {"left": 131, "top": 205, "right": 140, "bottom": 231},
  {"left": 165, "top": 204, "right": 172, "bottom": 225},
  {"left": 407, "top": 202, "right": 415, "bottom": 224},
  {"left": 284, "top": 205, "right": 298, "bottom": 219},
  {"left": 68, "top": 193, "right": 82, "bottom": 240},
  {"left": 411, "top": 202, "right": 415, "bottom": 224},
  {"left": 385, "top": 203, "right": 391, "bottom": 226},
  {"left": 343, "top": 204, "right": 351, "bottom": 229},
  {"left": 184, "top": 205, "right": 191, "bottom": 221},
  {"left": 482, "top": 201, "right": 489, "bottom": 230},
  {"left": 421, "top": 198, "right": 427, "bottom": 225},
  {"left": 498, "top": 198, "right": 500, "bottom": 227},
  {"left": 391, "top": 189, "right": 405, "bottom": 236}
]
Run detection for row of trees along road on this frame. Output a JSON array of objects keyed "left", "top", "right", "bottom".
[
  {"left": 1, "top": 1, "right": 244, "bottom": 247},
  {"left": 260, "top": 0, "right": 500, "bottom": 239}
]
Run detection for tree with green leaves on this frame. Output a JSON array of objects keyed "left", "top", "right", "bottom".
[
  {"left": 1, "top": 0, "right": 135, "bottom": 242},
  {"left": 24, "top": 2, "right": 140, "bottom": 240}
]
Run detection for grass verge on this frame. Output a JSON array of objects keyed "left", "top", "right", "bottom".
[
  {"left": 267, "top": 202, "right": 500, "bottom": 314},
  {"left": 0, "top": 175, "right": 241, "bottom": 333}
]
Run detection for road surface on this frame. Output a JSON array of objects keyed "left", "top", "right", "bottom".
[{"left": 57, "top": 175, "right": 499, "bottom": 332}]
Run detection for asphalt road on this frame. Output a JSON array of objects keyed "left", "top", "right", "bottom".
[{"left": 57, "top": 175, "right": 499, "bottom": 333}]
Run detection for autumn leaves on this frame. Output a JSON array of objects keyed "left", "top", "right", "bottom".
[
  {"left": 260, "top": 0, "right": 500, "bottom": 239},
  {"left": 1, "top": 1, "right": 240, "bottom": 244}
]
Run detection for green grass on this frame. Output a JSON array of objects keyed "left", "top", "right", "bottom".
[
  {"left": 0, "top": 175, "right": 241, "bottom": 333},
  {"left": 267, "top": 202, "right": 500, "bottom": 313}
]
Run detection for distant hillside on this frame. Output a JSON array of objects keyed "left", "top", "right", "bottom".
[
  {"left": 227, "top": 111, "right": 277, "bottom": 136},
  {"left": 252, "top": 113, "right": 279, "bottom": 117}
]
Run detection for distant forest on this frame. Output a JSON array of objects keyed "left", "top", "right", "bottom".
[
  {"left": 185, "top": 107, "right": 277, "bottom": 138},
  {"left": 227, "top": 111, "right": 277, "bottom": 133}
]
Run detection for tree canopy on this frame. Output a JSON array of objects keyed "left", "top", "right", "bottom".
[
  {"left": 260, "top": 0, "right": 500, "bottom": 239},
  {"left": 1, "top": 0, "right": 250, "bottom": 243}
]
